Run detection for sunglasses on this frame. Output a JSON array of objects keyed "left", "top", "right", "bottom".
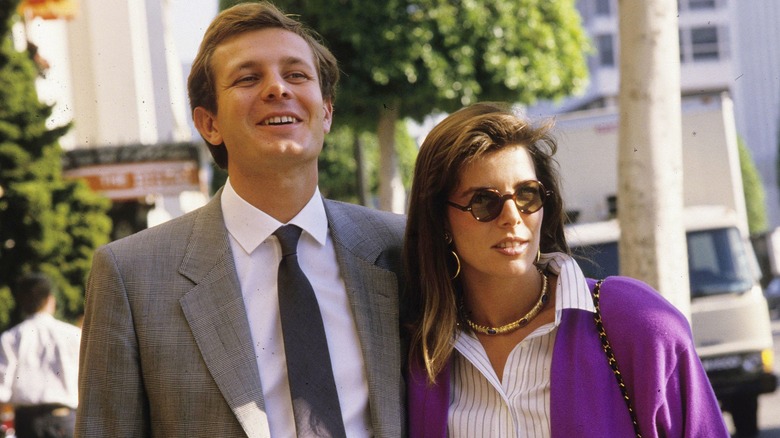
[{"left": 448, "top": 180, "right": 551, "bottom": 222}]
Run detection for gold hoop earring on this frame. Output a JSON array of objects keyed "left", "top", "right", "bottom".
[
  {"left": 450, "top": 250, "right": 461, "bottom": 280},
  {"left": 536, "top": 249, "right": 541, "bottom": 264}
]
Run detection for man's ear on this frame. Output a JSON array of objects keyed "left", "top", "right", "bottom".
[
  {"left": 193, "top": 107, "right": 223, "bottom": 146},
  {"left": 322, "top": 100, "right": 334, "bottom": 134}
]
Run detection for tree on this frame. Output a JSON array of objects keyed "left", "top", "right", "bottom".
[
  {"left": 617, "top": 0, "right": 689, "bottom": 316},
  {"left": 221, "top": 0, "right": 589, "bottom": 211},
  {"left": 318, "top": 120, "right": 418, "bottom": 206},
  {"left": 0, "top": 0, "right": 112, "bottom": 328},
  {"left": 318, "top": 125, "right": 371, "bottom": 205},
  {"left": 739, "top": 137, "right": 768, "bottom": 235}
]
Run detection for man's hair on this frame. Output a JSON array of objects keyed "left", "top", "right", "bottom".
[
  {"left": 12, "top": 273, "right": 54, "bottom": 316},
  {"left": 187, "top": 1, "right": 340, "bottom": 169}
]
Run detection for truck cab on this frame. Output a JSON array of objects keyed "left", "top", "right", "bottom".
[{"left": 566, "top": 205, "right": 778, "bottom": 435}]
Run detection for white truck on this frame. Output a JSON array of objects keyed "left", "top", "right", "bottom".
[{"left": 556, "top": 93, "right": 777, "bottom": 435}]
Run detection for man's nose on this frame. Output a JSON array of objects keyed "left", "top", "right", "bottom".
[{"left": 263, "top": 75, "right": 289, "bottom": 100}]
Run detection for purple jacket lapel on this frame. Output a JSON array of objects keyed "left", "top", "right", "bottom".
[{"left": 407, "top": 358, "right": 449, "bottom": 438}]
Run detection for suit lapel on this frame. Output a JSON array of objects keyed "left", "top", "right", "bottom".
[
  {"left": 325, "top": 200, "right": 403, "bottom": 437},
  {"left": 178, "top": 193, "right": 271, "bottom": 437}
]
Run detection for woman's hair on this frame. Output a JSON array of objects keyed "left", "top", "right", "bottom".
[
  {"left": 187, "top": 1, "right": 339, "bottom": 169},
  {"left": 403, "top": 102, "right": 569, "bottom": 383}
]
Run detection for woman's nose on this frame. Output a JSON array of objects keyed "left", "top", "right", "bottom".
[{"left": 497, "top": 197, "right": 523, "bottom": 226}]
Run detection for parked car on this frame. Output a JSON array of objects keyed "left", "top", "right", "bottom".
[{"left": 764, "top": 277, "right": 780, "bottom": 315}]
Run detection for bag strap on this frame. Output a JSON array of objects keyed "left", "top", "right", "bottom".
[{"left": 591, "top": 279, "right": 642, "bottom": 438}]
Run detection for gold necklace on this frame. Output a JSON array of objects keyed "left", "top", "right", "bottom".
[{"left": 462, "top": 269, "right": 550, "bottom": 336}]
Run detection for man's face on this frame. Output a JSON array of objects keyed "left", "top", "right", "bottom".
[{"left": 194, "top": 28, "right": 333, "bottom": 181}]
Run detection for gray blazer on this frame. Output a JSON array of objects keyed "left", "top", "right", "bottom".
[{"left": 75, "top": 192, "right": 407, "bottom": 437}]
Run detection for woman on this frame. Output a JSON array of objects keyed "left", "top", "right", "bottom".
[{"left": 403, "top": 102, "right": 729, "bottom": 437}]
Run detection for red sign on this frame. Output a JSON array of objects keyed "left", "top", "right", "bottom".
[
  {"left": 18, "top": 0, "right": 78, "bottom": 20},
  {"left": 64, "top": 161, "right": 202, "bottom": 201}
]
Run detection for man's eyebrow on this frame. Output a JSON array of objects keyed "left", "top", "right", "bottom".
[
  {"left": 279, "top": 56, "right": 316, "bottom": 70},
  {"left": 226, "top": 57, "right": 315, "bottom": 74}
]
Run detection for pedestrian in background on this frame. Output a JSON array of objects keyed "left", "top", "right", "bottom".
[
  {"left": 0, "top": 273, "right": 80, "bottom": 438},
  {"left": 403, "top": 102, "right": 729, "bottom": 437},
  {"left": 76, "top": 2, "right": 405, "bottom": 437}
]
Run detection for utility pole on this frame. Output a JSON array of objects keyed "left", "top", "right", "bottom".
[{"left": 617, "top": 0, "right": 690, "bottom": 318}]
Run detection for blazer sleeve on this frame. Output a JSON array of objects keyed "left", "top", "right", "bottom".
[{"left": 76, "top": 245, "right": 150, "bottom": 437}]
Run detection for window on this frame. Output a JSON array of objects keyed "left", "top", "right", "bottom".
[
  {"left": 687, "top": 228, "right": 754, "bottom": 297},
  {"left": 679, "top": 29, "right": 684, "bottom": 62},
  {"left": 569, "top": 227, "right": 754, "bottom": 299},
  {"left": 691, "top": 26, "right": 719, "bottom": 60},
  {"left": 688, "top": 0, "right": 716, "bottom": 10},
  {"left": 570, "top": 241, "right": 619, "bottom": 280},
  {"left": 595, "top": 0, "right": 611, "bottom": 16},
  {"left": 596, "top": 34, "right": 615, "bottom": 67},
  {"left": 679, "top": 26, "right": 727, "bottom": 63}
]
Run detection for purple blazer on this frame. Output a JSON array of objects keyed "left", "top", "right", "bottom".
[{"left": 407, "top": 276, "right": 729, "bottom": 437}]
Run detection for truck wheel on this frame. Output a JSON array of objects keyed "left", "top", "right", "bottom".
[{"left": 730, "top": 394, "right": 759, "bottom": 437}]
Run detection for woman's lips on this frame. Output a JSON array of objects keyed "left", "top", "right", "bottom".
[{"left": 493, "top": 239, "right": 529, "bottom": 256}]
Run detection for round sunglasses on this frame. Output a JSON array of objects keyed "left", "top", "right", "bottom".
[{"left": 448, "top": 180, "right": 551, "bottom": 222}]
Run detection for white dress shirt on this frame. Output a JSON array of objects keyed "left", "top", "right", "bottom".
[
  {"left": 0, "top": 312, "right": 81, "bottom": 408},
  {"left": 449, "top": 252, "right": 596, "bottom": 438},
  {"left": 221, "top": 180, "right": 372, "bottom": 438}
]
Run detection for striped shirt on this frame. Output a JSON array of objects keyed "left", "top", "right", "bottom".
[{"left": 449, "top": 252, "right": 596, "bottom": 438}]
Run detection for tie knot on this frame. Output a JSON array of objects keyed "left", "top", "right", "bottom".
[{"left": 274, "top": 225, "right": 302, "bottom": 257}]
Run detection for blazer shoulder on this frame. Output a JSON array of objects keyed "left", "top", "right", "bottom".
[
  {"left": 98, "top": 199, "right": 226, "bottom": 270},
  {"left": 324, "top": 199, "right": 406, "bottom": 243},
  {"left": 324, "top": 200, "right": 406, "bottom": 273},
  {"left": 103, "top": 208, "right": 200, "bottom": 251}
]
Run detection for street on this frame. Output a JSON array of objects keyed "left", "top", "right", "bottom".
[{"left": 724, "top": 314, "right": 780, "bottom": 437}]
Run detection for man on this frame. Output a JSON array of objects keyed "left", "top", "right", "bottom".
[
  {"left": 0, "top": 273, "right": 81, "bottom": 438},
  {"left": 75, "top": 2, "right": 406, "bottom": 437}
]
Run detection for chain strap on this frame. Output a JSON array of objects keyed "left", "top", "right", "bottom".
[{"left": 591, "top": 279, "right": 642, "bottom": 438}]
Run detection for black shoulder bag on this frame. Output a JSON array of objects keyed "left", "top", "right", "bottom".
[{"left": 591, "top": 279, "right": 643, "bottom": 438}]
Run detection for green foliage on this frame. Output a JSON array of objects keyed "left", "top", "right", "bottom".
[
  {"left": 738, "top": 137, "right": 768, "bottom": 235},
  {"left": 0, "top": 4, "right": 112, "bottom": 328},
  {"left": 318, "top": 121, "right": 417, "bottom": 204},
  {"left": 395, "top": 120, "right": 417, "bottom": 190},
  {"left": 48, "top": 181, "right": 112, "bottom": 319},
  {"left": 267, "top": 0, "right": 589, "bottom": 125},
  {"left": 319, "top": 125, "right": 374, "bottom": 204}
]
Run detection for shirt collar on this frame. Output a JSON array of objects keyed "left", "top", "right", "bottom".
[
  {"left": 221, "top": 179, "right": 328, "bottom": 255},
  {"left": 539, "top": 252, "right": 596, "bottom": 316}
]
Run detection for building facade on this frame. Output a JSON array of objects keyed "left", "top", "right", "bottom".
[
  {"left": 530, "top": 0, "right": 780, "bottom": 229},
  {"left": 19, "top": 0, "right": 209, "bottom": 238}
]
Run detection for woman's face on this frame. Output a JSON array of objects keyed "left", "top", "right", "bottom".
[{"left": 446, "top": 145, "right": 544, "bottom": 285}]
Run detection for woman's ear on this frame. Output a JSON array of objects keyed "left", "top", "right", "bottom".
[{"left": 444, "top": 229, "right": 453, "bottom": 245}]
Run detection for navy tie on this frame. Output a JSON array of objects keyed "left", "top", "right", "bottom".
[{"left": 274, "top": 225, "right": 346, "bottom": 437}]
